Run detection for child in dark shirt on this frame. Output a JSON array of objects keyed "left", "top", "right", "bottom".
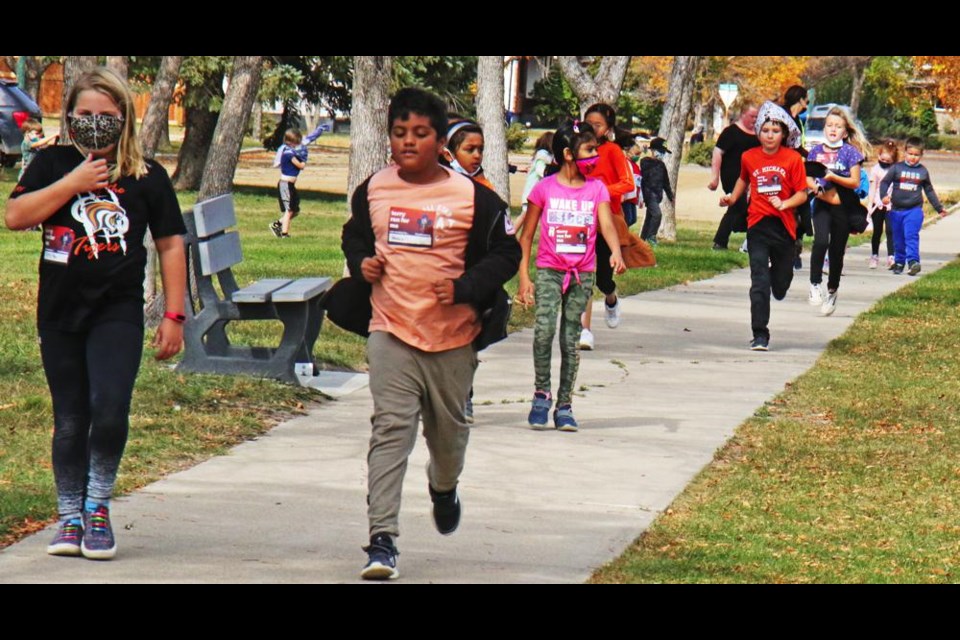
[{"left": 880, "top": 137, "right": 948, "bottom": 275}]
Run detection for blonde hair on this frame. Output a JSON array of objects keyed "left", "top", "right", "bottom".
[
  {"left": 62, "top": 66, "right": 147, "bottom": 181},
  {"left": 825, "top": 106, "right": 872, "bottom": 161}
]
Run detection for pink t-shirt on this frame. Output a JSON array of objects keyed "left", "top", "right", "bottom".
[{"left": 528, "top": 174, "right": 610, "bottom": 290}]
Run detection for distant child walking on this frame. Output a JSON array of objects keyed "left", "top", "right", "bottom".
[
  {"left": 720, "top": 101, "right": 807, "bottom": 351},
  {"left": 880, "top": 136, "right": 948, "bottom": 275},
  {"left": 271, "top": 128, "right": 307, "bottom": 238},
  {"left": 638, "top": 137, "right": 675, "bottom": 244},
  {"left": 518, "top": 120, "right": 625, "bottom": 431},
  {"left": 518, "top": 131, "right": 554, "bottom": 230},
  {"left": 867, "top": 139, "right": 899, "bottom": 269}
]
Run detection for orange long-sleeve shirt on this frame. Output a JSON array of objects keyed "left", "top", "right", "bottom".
[{"left": 592, "top": 141, "right": 634, "bottom": 216}]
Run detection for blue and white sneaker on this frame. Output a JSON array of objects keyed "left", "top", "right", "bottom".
[
  {"left": 528, "top": 391, "right": 552, "bottom": 430},
  {"left": 81, "top": 504, "right": 116, "bottom": 560},
  {"left": 47, "top": 518, "right": 83, "bottom": 557},
  {"left": 361, "top": 533, "right": 399, "bottom": 580},
  {"left": 554, "top": 404, "right": 579, "bottom": 432}
]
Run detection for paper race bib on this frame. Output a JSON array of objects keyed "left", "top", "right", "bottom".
[
  {"left": 756, "top": 172, "right": 782, "bottom": 195},
  {"left": 42, "top": 225, "right": 76, "bottom": 265},
  {"left": 387, "top": 207, "right": 434, "bottom": 248},
  {"left": 553, "top": 225, "right": 588, "bottom": 254},
  {"left": 815, "top": 150, "right": 840, "bottom": 171}
]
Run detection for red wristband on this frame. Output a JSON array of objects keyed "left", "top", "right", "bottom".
[{"left": 164, "top": 311, "right": 187, "bottom": 324}]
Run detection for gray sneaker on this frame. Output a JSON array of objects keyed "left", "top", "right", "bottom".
[
  {"left": 270, "top": 220, "right": 283, "bottom": 238},
  {"left": 821, "top": 290, "right": 838, "bottom": 316},
  {"left": 907, "top": 261, "right": 922, "bottom": 276}
]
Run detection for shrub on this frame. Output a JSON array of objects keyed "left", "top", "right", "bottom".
[
  {"left": 506, "top": 122, "right": 528, "bottom": 152},
  {"left": 685, "top": 141, "right": 715, "bottom": 167}
]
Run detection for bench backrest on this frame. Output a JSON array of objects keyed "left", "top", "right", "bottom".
[
  {"left": 190, "top": 194, "right": 243, "bottom": 277},
  {"left": 183, "top": 193, "right": 243, "bottom": 311}
]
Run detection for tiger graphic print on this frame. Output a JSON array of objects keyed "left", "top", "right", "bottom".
[{"left": 70, "top": 190, "right": 130, "bottom": 260}]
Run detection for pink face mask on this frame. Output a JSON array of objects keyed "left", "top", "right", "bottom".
[{"left": 576, "top": 156, "right": 599, "bottom": 175}]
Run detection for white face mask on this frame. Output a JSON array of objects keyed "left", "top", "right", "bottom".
[{"left": 449, "top": 156, "right": 481, "bottom": 177}]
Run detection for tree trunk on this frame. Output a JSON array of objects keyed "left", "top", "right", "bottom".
[
  {"left": 556, "top": 56, "right": 631, "bottom": 114},
  {"left": 139, "top": 56, "right": 183, "bottom": 324},
  {"left": 140, "top": 55, "right": 182, "bottom": 160},
  {"left": 172, "top": 71, "right": 224, "bottom": 190},
  {"left": 8, "top": 56, "right": 44, "bottom": 102},
  {"left": 849, "top": 62, "right": 868, "bottom": 118},
  {"left": 704, "top": 97, "right": 717, "bottom": 141},
  {"left": 476, "top": 56, "right": 510, "bottom": 202},
  {"left": 657, "top": 56, "right": 702, "bottom": 242},
  {"left": 106, "top": 56, "right": 128, "bottom": 79},
  {"left": 251, "top": 102, "right": 263, "bottom": 142},
  {"left": 60, "top": 56, "right": 97, "bottom": 140},
  {"left": 198, "top": 56, "right": 264, "bottom": 202},
  {"left": 347, "top": 56, "right": 392, "bottom": 201}
]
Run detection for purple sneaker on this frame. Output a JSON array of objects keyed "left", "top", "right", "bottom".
[
  {"left": 47, "top": 518, "right": 83, "bottom": 557},
  {"left": 81, "top": 504, "right": 116, "bottom": 560}
]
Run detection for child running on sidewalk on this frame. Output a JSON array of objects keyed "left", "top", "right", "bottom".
[
  {"left": 880, "top": 136, "right": 948, "bottom": 275},
  {"left": 518, "top": 120, "right": 625, "bottom": 431},
  {"left": 341, "top": 88, "right": 519, "bottom": 580},
  {"left": 720, "top": 101, "right": 807, "bottom": 351},
  {"left": 806, "top": 107, "right": 870, "bottom": 316},
  {"left": 867, "top": 139, "right": 898, "bottom": 269}
]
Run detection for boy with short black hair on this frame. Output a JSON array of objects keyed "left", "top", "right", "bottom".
[
  {"left": 880, "top": 137, "right": 947, "bottom": 275},
  {"left": 341, "top": 87, "right": 520, "bottom": 580}
]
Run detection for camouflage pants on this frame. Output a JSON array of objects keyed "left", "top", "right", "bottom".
[{"left": 533, "top": 268, "right": 595, "bottom": 405}]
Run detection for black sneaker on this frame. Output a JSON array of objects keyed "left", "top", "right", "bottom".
[
  {"left": 793, "top": 255, "right": 802, "bottom": 271},
  {"left": 892, "top": 263, "right": 905, "bottom": 275},
  {"left": 711, "top": 243, "right": 728, "bottom": 251},
  {"left": 361, "top": 533, "right": 399, "bottom": 580},
  {"left": 907, "top": 261, "right": 922, "bottom": 276},
  {"left": 270, "top": 220, "right": 283, "bottom": 238},
  {"left": 750, "top": 336, "right": 769, "bottom": 351},
  {"left": 429, "top": 484, "right": 461, "bottom": 535}
]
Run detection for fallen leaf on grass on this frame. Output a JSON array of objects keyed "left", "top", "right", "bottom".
[{"left": 0, "top": 403, "right": 14, "bottom": 410}]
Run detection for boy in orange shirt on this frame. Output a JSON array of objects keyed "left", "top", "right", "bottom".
[{"left": 341, "top": 88, "right": 520, "bottom": 580}]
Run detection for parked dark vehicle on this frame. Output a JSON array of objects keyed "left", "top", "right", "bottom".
[{"left": 0, "top": 80, "right": 43, "bottom": 167}]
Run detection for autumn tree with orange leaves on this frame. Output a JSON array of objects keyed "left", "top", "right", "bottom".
[{"left": 914, "top": 56, "right": 960, "bottom": 110}]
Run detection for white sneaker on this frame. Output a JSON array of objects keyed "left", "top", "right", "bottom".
[
  {"left": 579, "top": 328, "right": 595, "bottom": 350},
  {"left": 808, "top": 282, "right": 823, "bottom": 306},
  {"left": 869, "top": 255, "right": 879, "bottom": 269},
  {"left": 821, "top": 290, "right": 838, "bottom": 316},
  {"left": 604, "top": 299, "right": 621, "bottom": 328},
  {"left": 739, "top": 239, "right": 749, "bottom": 253}
]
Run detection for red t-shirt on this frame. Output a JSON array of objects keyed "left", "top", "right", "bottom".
[{"left": 739, "top": 146, "right": 807, "bottom": 239}]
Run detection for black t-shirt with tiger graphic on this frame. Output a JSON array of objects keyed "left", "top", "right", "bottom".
[{"left": 10, "top": 145, "right": 186, "bottom": 331}]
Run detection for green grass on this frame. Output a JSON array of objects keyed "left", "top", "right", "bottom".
[{"left": 591, "top": 257, "right": 960, "bottom": 583}]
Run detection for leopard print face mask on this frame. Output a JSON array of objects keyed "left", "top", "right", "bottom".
[{"left": 68, "top": 113, "right": 124, "bottom": 150}]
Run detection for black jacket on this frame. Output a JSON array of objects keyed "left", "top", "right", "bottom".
[
  {"left": 639, "top": 157, "right": 674, "bottom": 202},
  {"left": 333, "top": 172, "right": 521, "bottom": 349}
]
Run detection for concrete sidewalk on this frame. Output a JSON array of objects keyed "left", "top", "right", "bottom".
[{"left": 2, "top": 213, "right": 958, "bottom": 583}]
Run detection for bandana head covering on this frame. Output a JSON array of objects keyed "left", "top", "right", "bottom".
[{"left": 755, "top": 101, "right": 802, "bottom": 149}]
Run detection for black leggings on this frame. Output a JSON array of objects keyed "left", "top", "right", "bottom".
[
  {"left": 871, "top": 208, "right": 895, "bottom": 256},
  {"left": 39, "top": 322, "right": 144, "bottom": 519},
  {"left": 810, "top": 200, "right": 850, "bottom": 292},
  {"left": 595, "top": 235, "right": 617, "bottom": 297}
]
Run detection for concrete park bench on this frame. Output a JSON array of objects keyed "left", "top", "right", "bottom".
[{"left": 177, "top": 193, "right": 331, "bottom": 384}]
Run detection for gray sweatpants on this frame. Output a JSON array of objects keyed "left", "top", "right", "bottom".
[{"left": 366, "top": 331, "right": 477, "bottom": 538}]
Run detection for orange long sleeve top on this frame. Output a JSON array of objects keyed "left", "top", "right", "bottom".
[{"left": 592, "top": 141, "right": 635, "bottom": 216}]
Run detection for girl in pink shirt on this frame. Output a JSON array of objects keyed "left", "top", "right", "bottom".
[{"left": 517, "top": 121, "right": 625, "bottom": 432}]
